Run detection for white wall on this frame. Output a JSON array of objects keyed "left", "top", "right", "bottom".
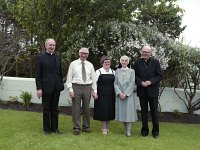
[{"left": 1, "top": 76, "right": 200, "bottom": 114}]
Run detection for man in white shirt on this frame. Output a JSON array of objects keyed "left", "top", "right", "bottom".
[{"left": 66, "top": 47, "right": 97, "bottom": 135}]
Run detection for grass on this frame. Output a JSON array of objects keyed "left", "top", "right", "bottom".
[{"left": 0, "top": 109, "right": 200, "bottom": 150}]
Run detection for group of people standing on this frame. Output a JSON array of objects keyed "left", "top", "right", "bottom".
[{"left": 35, "top": 38, "right": 162, "bottom": 139}]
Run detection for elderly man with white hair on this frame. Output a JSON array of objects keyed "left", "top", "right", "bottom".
[
  {"left": 66, "top": 47, "right": 97, "bottom": 135},
  {"left": 134, "top": 45, "right": 162, "bottom": 139}
]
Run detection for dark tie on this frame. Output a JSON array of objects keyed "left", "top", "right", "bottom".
[{"left": 82, "top": 61, "right": 86, "bottom": 82}]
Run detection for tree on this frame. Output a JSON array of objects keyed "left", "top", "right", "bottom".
[
  {"left": 2, "top": 0, "right": 186, "bottom": 78},
  {"left": 0, "top": 29, "right": 21, "bottom": 84},
  {"left": 0, "top": 0, "right": 23, "bottom": 83},
  {"left": 133, "top": 0, "right": 186, "bottom": 38},
  {"left": 6, "top": 0, "right": 136, "bottom": 52},
  {"left": 65, "top": 21, "right": 172, "bottom": 69},
  {"left": 172, "top": 45, "right": 200, "bottom": 114},
  {"left": 6, "top": 0, "right": 185, "bottom": 52}
]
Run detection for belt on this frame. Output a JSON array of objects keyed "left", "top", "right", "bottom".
[{"left": 72, "top": 83, "right": 91, "bottom": 86}]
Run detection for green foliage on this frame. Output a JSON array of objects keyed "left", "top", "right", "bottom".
[
  {"left": 0, "top": 100, "right": 9, "bottom": 106},
  {"left": 6, "top": 0, "right": 136, "bottom": 52},
  {"left": 172, "top": 109, "right": 182, "bottom": 118},
  {"left": 15, "top": 47, "right": 39, "bottom": 77},
  {"left": 172, "top": 45, "right": 200, "bottom": 114},
  {"left": 5, "top": 0, "right": 185, "bottom": 52},
  {"left": 66, "top": 21, "right": 173, "bottom": 70},
  {"left": 9, "top": 96, "right": 19, "bottom": 104},
  {"left": 2, "top": 0, "right": 185, "bottom": 78},
  {"left": 134, "top": 0, "right": 185, "bottom": 38},
  {"left": 20, "top": 91, "right": 32, "bottom": 110}
]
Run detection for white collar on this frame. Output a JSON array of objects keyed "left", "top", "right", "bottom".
[{"left": 121, "top": 67, "right": 128, "bottom": 70}]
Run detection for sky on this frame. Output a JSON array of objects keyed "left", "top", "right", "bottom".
[{"left": 176, "top": 0, "right": 200, "bottom": 47}]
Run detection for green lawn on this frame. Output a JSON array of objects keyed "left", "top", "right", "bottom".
[{"left": 0, "top": 109, "right": 200, "bottom": 150}]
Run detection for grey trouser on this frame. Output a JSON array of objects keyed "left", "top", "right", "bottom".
[{"left": 72, "top": 84, "right": 92, "bottom": 131}]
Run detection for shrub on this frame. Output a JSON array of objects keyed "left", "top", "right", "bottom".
[
  {"left": 9, "top": 96, "right": 19, "bottom": 104},
  {"left": 20, "top": 91, "right": 32, "bottom": 110},
  {"left": 0, "top": 100, "right": 9, "bottom": 106},
  {"left": 172, "top": 109, "right": 182, "bottom": 118}
]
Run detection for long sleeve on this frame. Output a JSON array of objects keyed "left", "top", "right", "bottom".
[
  {"left": 66, "top": 62, "right": 74, "bottom": 92},
  {"left": 114, "top": 70, "right": 121, "bottom": 95},
  {"left": 133, "top": 61, "right": 143, "bottom": 87},
  {"left": 59, "top": 57, "right": 63, "bottom": 80},
  {"left": 91, "top": 65, "right": 97, "bottom": 92},
  {"left": 35, "top": 56, "right": 42, "bottom": 90},
  {"left": 150, "top": 60, "right": 163, "bottom": 85},
  {"left": 124, "top": 70, "right": 135, "bottom": 96}
]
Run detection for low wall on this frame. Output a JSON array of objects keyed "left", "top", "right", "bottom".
[{"left": 0, "top": 76, "right": 200, "bottom": 114}]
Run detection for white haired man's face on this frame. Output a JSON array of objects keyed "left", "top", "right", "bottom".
[
  {"left": 79, "top": 48, "right": 89, "bottom": 61},
  {"left": 45, "top": 39, "right": 56, "bottom": 54},
  {"left": 141, "top": 46, "right": 151, "bottom": 60}
]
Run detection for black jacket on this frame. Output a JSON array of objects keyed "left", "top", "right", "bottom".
[
  {"left": 134, "top": 57, "right": 162, "bottom": 97},
  {"left": 35, "top": 52, "right": 64, "bottom": 93}
]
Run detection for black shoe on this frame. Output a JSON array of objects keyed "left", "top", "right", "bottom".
[
  {"left": 44, "top": 131, "right": 51, "bottom": 135},
  {"left": 153, "top": 134, "right": 159, "bottom": 139},
  {"left": 53, "top": 130, "right": 62, "bottom": 134},
  {"left": 141, "top": 127, "right": 149, "bottom": 137},
  {"left": 141, "top": 132, "right": 149, "bottom": 137},
  {"left": 74, "top": 130, "right": 80, "bottom": 135},
  {"left": 82, "top": 128, "right": 91, "bottom": 133}
]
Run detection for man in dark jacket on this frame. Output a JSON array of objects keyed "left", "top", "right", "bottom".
[
  {"left": 35, "top": 38, "right": 64, "bottom": 135},
  {"left": 134, "top": 46, "right": 162, "bottom": 139}
]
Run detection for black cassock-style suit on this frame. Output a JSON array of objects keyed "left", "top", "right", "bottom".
[
  {"left": 134, "top": 57, "right": 162, "bottom": 136},
  {"left": 35, "top": 52, "right": 64, "bottom": 132}
]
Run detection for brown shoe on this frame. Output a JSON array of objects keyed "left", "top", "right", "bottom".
[
  {"left": 82, "top": 128, "right": 91, "bottom": 133},
  {"left": 74, "top": 130, "right": 80, "bottom": 135}
]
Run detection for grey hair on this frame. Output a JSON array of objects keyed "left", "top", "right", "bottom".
[
  {"left": 45, "top": 38, "right": 55, "bottom": 45},
  {"left": 141, "top": 45, "right": 152, "bottom": 52},
  {"left": 120, "top": 55, "right": 129, "bottom": 64}
]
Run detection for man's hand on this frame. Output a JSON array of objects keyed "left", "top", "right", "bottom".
[
  {"left": 37, "top": 89, "right": 43, "bottom": 99},
  {"left": 92, "top": 91, "right": 98, "bottom": 100},
  {"left": 141, "top": 81, "right": 147, "bottom": 87},
  {"left": 145, "top": 80, "right": 151, "bottom": 86},
  {"left": 69, "top": 92, "right": 75, "bottom": 99}
]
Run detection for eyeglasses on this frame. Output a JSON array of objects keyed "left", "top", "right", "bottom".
[
  {"left": 141, "top": 51, "right": 150, "bottom": 53},
  {"left": 80, "top": 52, "right": 89, "bottom": 55},
  {"left": 104, "top": 61, "right": 110, "bottom": 64}
]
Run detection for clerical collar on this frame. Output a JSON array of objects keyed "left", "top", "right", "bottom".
[
  {"left": 142, "top": 57, "right": 151, "bottom": 62},
  {"left": 122, "top": 67, "right": 128, "bottom": 70},
  {"left": 46, "top": 51, "right": 54, "bottom": 55}
]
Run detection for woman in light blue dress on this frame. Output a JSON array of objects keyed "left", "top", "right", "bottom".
[{"left": 114, "top": 55, "right": 138, "bottom": 137}]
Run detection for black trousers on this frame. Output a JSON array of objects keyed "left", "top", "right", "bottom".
[
  {"left": 42, "top": 91, "right": 60, "bottom": 132},
  {"left": 139, "top": 90, "right": 159, "bottom": 135}
]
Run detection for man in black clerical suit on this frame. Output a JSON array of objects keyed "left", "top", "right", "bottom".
[
  {"left": 35, "top": 38, "right": 64, "bottom": 135},
  {"left": 134, "top": 45, "right": 162, "bottom": 139}
]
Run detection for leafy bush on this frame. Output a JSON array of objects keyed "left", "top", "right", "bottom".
[
  {"left": 172, "top": 109, "right": 182, "bottom": 118},
  {"left": 0, "top": 100, "right": 9, "bottom": 106},
  {"left": 9, "top": 96, "right": 19, "bottom": 104},
  {"left": 20, "top": 91, "right": 32, "bottom": 110}
]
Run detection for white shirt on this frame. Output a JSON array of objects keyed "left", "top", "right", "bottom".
[
  {"left": 66, "top": 59, "right": 97, "bottom": 92},
  {"left": 96, "top": 67, "right": 115, "bottom": 81}
]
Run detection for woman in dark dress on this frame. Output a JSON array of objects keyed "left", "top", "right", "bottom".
[{"left": 93, "top": 55, "right": 115, "bottom": 134}]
